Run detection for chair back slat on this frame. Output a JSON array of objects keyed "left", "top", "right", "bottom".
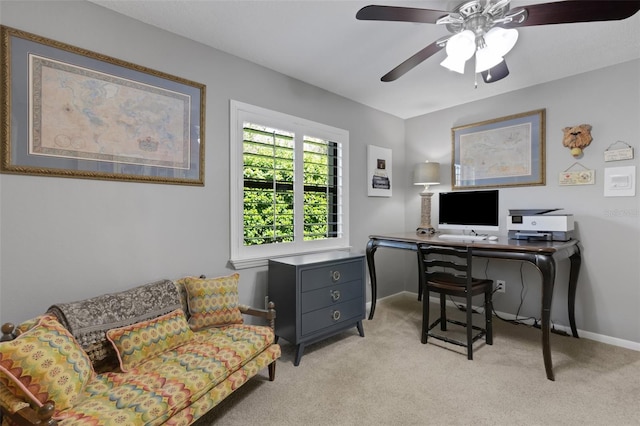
[
  {"left": 424, "top": 258, "right": 468, "bottom": 274},
  {"left": 424, "top": 271, "right": 467, "bottom": 286},
  {"left": 417, "top": 244, "right": 473, "bottom": 283}
]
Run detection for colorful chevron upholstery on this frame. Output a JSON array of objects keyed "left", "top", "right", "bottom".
[
  {"left": 184, "top": 274, "right": 244, "bottom": 330},
  {"left": 0, "top": 315, "right": 94, "bottom": 417},
  {"left": 106, "top": 309, "right": 194, "bottom": 372},
  {"left": 54, "top": 325, "right": 280, "bottom": 425},
  {"left": 0, "top": 277, "right": 281, "bottom": 425}
]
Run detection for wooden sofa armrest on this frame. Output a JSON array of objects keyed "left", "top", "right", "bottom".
[
  {"left": 1, "top": 403, "right": 57, "bottom": 426},
  {"left": 1, "top": 324, "right": 57, "bottom": 426},
  {"left": 238, "top": 302, "right": 276, "bottom": 330},
  {"left": 1, "top": 323, "right": 19, "bottom": 341}
]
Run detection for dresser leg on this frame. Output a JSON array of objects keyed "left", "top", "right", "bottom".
[
  {"left": 356, "top": 320, "right": 365, "bottom": 337},
  {"left": 294, "top": 343, "right": 305, "bottom": 366}
]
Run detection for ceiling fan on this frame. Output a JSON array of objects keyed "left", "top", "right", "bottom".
[{"left": 356, "top": 1, "right": 640, "bottom": 84}]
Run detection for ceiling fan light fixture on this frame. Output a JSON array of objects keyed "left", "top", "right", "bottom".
[
  {"left": 440, "top": 30, "right": 475, "bottom": 73},
  {"left": 446, "top": 30, "right": 476, "bottom": 59},
  {"left": 484, "top": 27, "right": 518, "bottom": 56},
  {"left": 475, "top": 45, "right": 504, "bottom": 73},
  {"left": 440, "top": 56, "right": 467, "bottom": 73}
]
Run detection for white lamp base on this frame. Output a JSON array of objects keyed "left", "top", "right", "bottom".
[{"left": 417, "top": 191, "right": 435, "bottom": 234}]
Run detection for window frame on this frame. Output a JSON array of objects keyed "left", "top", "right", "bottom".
[{"left": 229, "top": 100, "right": 350, "bottom": 269}]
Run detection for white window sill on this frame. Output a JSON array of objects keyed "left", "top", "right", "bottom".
[{"left": 229, "top": 246, "right": 354, "bottom": 270}]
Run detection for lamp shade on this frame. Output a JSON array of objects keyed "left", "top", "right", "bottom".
[{"left": 413, "top": 161, "right": 440, "bottom": 186}]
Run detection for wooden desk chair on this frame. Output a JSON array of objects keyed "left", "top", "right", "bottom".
[{"left": 417, "top": 244, "right": 493, "bottom": 360}]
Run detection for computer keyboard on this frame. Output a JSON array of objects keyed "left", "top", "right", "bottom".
[{"left": 438, "top": 234, "right": 487, "bottom": 241}]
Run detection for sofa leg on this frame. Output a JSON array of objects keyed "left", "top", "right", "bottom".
[{"left": 268, "top": 361, "right": 276, "bottom": 381}]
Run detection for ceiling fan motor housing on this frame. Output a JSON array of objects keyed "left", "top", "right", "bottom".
[{"left": 445, "top": 0, "right": 512, "bottom": 35}]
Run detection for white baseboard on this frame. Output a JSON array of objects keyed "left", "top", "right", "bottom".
[{"left": 366, "top": 292, "right": 640, "bottom": 352}]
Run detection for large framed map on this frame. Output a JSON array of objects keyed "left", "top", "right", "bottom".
[
  {"left": 1, "top": 26, "right": 205, "bottom": 185},
  {"left": 451, "top": 109, "right": 545, "bottom": 190}
]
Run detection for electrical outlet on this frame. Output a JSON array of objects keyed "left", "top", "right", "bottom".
[{"left": 496, "top": 280, "right": 506, "bottom": 293}]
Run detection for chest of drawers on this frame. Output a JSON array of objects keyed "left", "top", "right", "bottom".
[{"left": 268, "top": 251, "right": 365, "bottom": 365}]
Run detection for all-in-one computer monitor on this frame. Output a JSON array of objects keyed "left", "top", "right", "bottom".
[{"left": 438, "top": 189, "right": 499, "bottom": 233}]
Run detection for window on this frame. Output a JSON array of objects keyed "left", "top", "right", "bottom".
[{"left": 230, "top": 101, "right": 349, "bottom": 268}]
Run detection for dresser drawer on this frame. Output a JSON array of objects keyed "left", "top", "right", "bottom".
[
  {"left": 301, "top": 297, "right": 363, "bottom": 336},
  {"left": 300, "top": 280, "right": 362, "bottom": 314},
  {"left": 300, "top": 260, "right": 362, "bottom": 292}
]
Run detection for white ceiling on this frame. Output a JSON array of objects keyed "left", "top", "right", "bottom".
[{"left": 89, "top": 0, "right": 640, "bottom": 119}]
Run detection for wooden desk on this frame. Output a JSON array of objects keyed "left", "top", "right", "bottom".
[{"left": 366, "top": 233, "right": 582, "bottom": 381}]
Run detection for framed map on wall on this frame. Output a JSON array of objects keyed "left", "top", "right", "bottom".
[
  {"left": 451, "top": 109, "right": 545, "bottom": 190},
  {"left": 1, "top": 25, "right": 206, "bottom": 185}
]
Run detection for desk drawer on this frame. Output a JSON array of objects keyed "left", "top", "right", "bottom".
[
  {"left": 301, "top": 297, "right": 363, "bottom": 336},
  {"left": 301, "top": 280, "right": 362, "bottom": 314},
  {"left": 301, "top": 260, "right": 362, "bottom": 292}
]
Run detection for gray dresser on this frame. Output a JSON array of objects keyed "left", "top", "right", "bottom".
[{"left": 268, "top": 251, "right": 365, "bottom": 365}]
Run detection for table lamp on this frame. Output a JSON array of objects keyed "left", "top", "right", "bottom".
[{"left": 413, "top": 161, "right": 440, "bottom": 234}]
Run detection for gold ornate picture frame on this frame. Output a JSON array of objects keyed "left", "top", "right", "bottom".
[
  {"left": 451, "top": 109, "right": 545, "bottom": 190},
  {"left": 1, "top": 26, "right": 205, "bottom": 185}
]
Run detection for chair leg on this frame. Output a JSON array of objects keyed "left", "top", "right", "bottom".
[
  {"left": 485, "top": 289, "right": 493, "bottom": 345},
  {"left": 421, "top": 289, "right": 429, "bottom": 344},
  {"left": 466, "top": 294, "right": 473, "bottom": 360},
  {"left": 440, "top": 294, "right": 447, "bottom": 331}
]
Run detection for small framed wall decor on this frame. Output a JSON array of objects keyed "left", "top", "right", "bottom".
[
  {"left": 367, "top": 145, "right": 392, "bottom": 197},
  {"left": 1, "top": 26, "right": 206, "bottom": 185},
  {"left": 604, "top": 141, "right": 634, "bottom": 162},
  {"left": 559, "top": 162, "right": 594, "bottom": 186}
]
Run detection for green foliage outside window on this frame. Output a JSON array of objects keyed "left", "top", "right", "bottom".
[{"left": 243, "top": 123, "right": 338, "bottom": 246}]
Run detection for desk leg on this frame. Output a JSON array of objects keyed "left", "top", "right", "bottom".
[
  {"left": 568, "top": 248, "right": 582, "bottom": 338},
  {"left": 536, "top": 254, "right": 556, "bottom": 381},
  {"left": 366, "top": 239, "right": 378, "bottom": 320}
]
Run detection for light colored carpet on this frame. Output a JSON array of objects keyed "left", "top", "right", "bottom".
[{"left": 198, "top": 293, "right": 640, "bottom": 425}]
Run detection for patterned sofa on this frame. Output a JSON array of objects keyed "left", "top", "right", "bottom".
[{"left": 0, "top": 275, "right": 281, "bottom": 425}]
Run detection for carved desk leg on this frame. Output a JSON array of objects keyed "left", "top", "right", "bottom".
[
  {"left": 536, "top": 253, "right": 556, "bottom": 381},
  {"left": 568, "top": 247, "right": 582, "bottom": 338},
  {"left": 366, "top": 239, "right": 378, "bottom": 320}
]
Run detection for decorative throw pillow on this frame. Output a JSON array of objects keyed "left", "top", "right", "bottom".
[
  {"left": 0, "top": 314, "right": 94, "bottom": 416},
  {"left": 173, "top": 277, "right": 192, "bottom": 320},
  {"left": 184, "top": 273, "right": 244, "bottom": 331},
  {"left": 106, "top": 309, "right": 193, "bottom": 372}
]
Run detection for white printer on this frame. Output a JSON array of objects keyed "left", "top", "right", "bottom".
[{"left": 507, "top": 209, "right": 574, "bottom": 241}]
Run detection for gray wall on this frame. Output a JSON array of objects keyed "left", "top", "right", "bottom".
[
  {"left": 404, "top": 61, "right": 640, "bottom": 346},
  {"left": 0, "top": 1, "right": 406, "bottom": 323},
  {"left": 1, "top": 1, "right": 638, "bottom": 347}
]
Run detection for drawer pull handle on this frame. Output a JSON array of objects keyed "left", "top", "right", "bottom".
[
  {"left": 331, "top": 270, "right": 341, "bottom": 282},
  {"left": 332, "top": 310, "right": 341, "bottom": 321},
  {"left": 330, "top": 290, "right": 341, "bottom": 301}
]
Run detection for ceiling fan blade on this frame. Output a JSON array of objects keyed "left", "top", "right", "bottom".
[
  {"left": 381, "top": 41, "right": 444, "bottom": 82},
  {"left": 504, "top": 0, "right": 640, "bottom": 27},
  {"left": 356, "top": 5, "right": 448, "bottom": 24},
  {"left": 482, "top": 61, "right": 510, "bottom": 83}
]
